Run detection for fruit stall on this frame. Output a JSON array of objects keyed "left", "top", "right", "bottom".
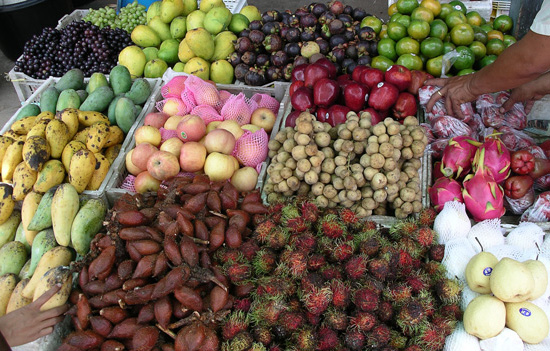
[{"left": 0, "top": 1, "right": 548, "bottom": 351}]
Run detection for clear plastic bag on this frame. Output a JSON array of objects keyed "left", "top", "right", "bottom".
[
  {"left": 479, "top": 328, "right": 524, "bottom": 351},
  {"left": 431, "top": 115, "right": 474, "bottom": 139},
  {"left": 498, "top": 126, "right": 535, "bottom": 151},
  {"left": 428, "top": 138, "right": 450, "bottom": 159},
  {"left": 505, "top": 188, "right": 536, "bottom": 215},
  {"left": 476, "top": 92, "right": 527, "bottom": 130},
  {"left": 420, "top": 123, "right": 436, "bottom": 144},
  {"left": 521, "top": 191, "right": 550, "bottom": 222}
]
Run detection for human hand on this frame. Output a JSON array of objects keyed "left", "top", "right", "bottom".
[
  {"left": 0, "top": 284, "right": 69, "bottom": 347},
  {"left": 425, "top": 75, "right": 479, "bottom": 119},
  {"left": 500, "top": 83, "right": 545, "bottom": 115}
]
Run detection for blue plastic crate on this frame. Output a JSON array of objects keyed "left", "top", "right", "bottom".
[{"left": 117, "top": 0, "right": 156, "bottom": 11}]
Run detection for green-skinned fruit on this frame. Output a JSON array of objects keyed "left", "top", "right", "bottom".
[
  {"left": 204, "top": 7, "right": 232, "bottom": 35},
  {"left": 210, "top": 60, "right": 234, "bottom": 84},
  {"left": 143, "top": 47, "right": 159, "bottom": 62},
  {"left": 71, "top": 199, "right": 107, "bottom": 256},
  {"left": 158, "top": 39, "right": 180, "bottom": 64},
  {"left": 170, "top": 16, "right": 187, "bottom": 39},
  {"left": 131, "top": 25, "right": 161, "bottom": 48},
  {"left": 160, "top": 0, "right": 184, "bottom": 23},
  {"left": 119, "top": 46, "right": 147, "bottom": 78},
  {"left": 212, "top": 31, "right": 237, "bottom": 61},
  {"left": 186, "top": 28, "right": 214, "bottom": 60},
  {"left": 184, "top": 57, "right": 210, "bottom": 80},
  {"left": 187, "top": 10, "right": 205, "bottom": 30},
  {"left": 144, "top": 59, "right": 169, "bottom": 78},
  {"left": 0, "top": 241, "right": 27, "bottom": 276},
  {"left": 28, "top": 229, "right": 56, "bottom": 277},
  {"left": 148, "top": 16, "right": 172, "bottom": 41},
  {"left": 146, "top": 1, "right": 162, "bottom": 23}
]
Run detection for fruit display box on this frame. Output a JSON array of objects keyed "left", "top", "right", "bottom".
[
  {"left": 0, "top": 76, "right": 162, "bottom": 203},
  {"left": 388, "top": 0, "right": 493, "bottom": 20},
  {"left": 104, "top": 81, "right": 291, "bottom": 206}
]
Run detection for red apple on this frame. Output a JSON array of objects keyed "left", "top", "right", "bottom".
[
  {"left": 385, "top": 65, "right": 412, "bottom": 92},
  {"left": 125, "top": 149, "right": 143, "bottom": 176},
  {"left": 291, "top": 86, "right": 314, "bottom": 112},
  {"left": 352, "top": 65, "right": 367, "bottom": 83},
  {"left": 134, "top": 171, "right": 161, "bottom": 194},
  {"left": 368, "top": 82, "right": 399, "bottom": 111},
  {"left": 316, "top": 107, "right": 329, "bottom": 123},
  {"left": 392, "top": 92, "right": 418, "bottom": 120},
  {"left": 289, "top": 80, "right": 305, "bottom": 96},
  {"left": 204, "top": 129, "right": 236, "bottom": 155},
  {"left": 147, "top": 150, "right": 180, "bottom": 181},
  {"left": 314, "top": 57, "right": 337, "bottom": 79},
  {"left": 177, "top": 114, "right": 206, "bottom": 142},
  {"left": 313, "top": 78, "right": 340, "bottom": 108},
  {"left": 135, "top": 125, "right": 162, "bottom": 146},
  {"left": 291, "top": 64, "right": 308, "bottom": 82},
  {"left": 132, "top": 143, "right": 158, "bottom": 171},
  {"left": 285, "top": 110, "right": 301, "bottom": 127},
  {"left": 144, "top": 112, "right": 170, "bottom": 129},
  {"left": 179, "top": 142, "right": 207, "bottom": 172},
  {"left": 251, "top": 107, "right": 277, "bottom": 133},
  {"left": 343, "top": 82, "right": 369, "bottom": 112},
  {"left": 160, "top": 137, "right": 184, "bottom": 158},
  {"left": 304, "top": 63, "right": 330, "bottom": 89},
  {"left": 359, "top": 67, "right": 384, "bottom": 89},
  {"left": 361, "top": 107, "right": 384, "bottom": 126},
  {"left": 326, "top": 105, "right": 351, "bottom": 127}
]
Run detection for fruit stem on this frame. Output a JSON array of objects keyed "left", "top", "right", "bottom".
[
  {"left": 209, "top": 211, "right": 228, "bottom": 219},
  {"left": 475, "top": 237, "right": 484, "bottom": 252},
  {"left": 536, "top": 242, "right": 540, "bottom": 260},
  {"left": 157, "top": 323, "right": 176, "bottom": 339}
]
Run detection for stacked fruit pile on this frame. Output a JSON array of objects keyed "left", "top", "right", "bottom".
[{"left": 83, "top": 1, "right": 148, "bottom": 32}]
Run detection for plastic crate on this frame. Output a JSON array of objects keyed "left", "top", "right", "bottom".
[
  {"left": 1, "top": 76, "right": 162, "bottom": 203},
  {"left": 105, "top": 80, "right": 291, "bottom": 206},
  {"left": 117, "top": 0, "right": 247, "bottom": 13},
  {"left": 388, "top": 0, "right": 493, "bottom": 20},
  {"left": 492, "top": 0, "right": 511, "bottom": 19}
]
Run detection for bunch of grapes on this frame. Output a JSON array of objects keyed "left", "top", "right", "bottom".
[
  {"left": 82, "top": 1, "right": 146, "bottom": 32},
  {"left": 14, "top": 21, "right": 132, "bottom": 79}
]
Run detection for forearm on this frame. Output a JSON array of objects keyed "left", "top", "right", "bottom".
[{"left": 468, "top": 31, "right": 550, "bottom": 95}]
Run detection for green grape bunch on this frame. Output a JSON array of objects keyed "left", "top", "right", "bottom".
[{"left": 83, "top": 1, "right": 146, "bottom": 33}]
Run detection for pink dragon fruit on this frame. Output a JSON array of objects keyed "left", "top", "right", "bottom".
[
  {"left": 429, "top": 177, "right": 464, "bottom": 212},
  {"left": 472, "top": 135, "right": 510, "bottom": 184},
  {"left": 463, "top": 148, "right": 506, "bottom": 222},
  {"left": 440, "top": 136, "right": 481, "bottom": 178}
]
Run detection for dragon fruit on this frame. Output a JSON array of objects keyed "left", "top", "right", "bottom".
[
  {"left": 429, "top": 177, "right": 464, "bottom": 212},
  {"left": 472, "top": 135, "right": 510, "bottom": 184},
  {"left": 440, "top": 136, "right": 481, "bottom": 178},
  {"left": 462, "top": 148, "right": 506, "bottom": 222}
]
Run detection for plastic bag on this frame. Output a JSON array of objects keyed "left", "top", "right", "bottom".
[
  {"left": 476, "top": 92, "right": 527, "bottom": 130},
  {"left": 121, "top": 175, "right": 136, "bottom": 192},
  {"left": 442, "top": 237, "right": 476, "bottom": 283},
  {"left": 159, "top": 128, "right": 178, "bottom": 143},
  {"left": 504, "top": 187, "right": 536, "bottom": 215},
  {"left": 431, "top": 116, "right": 474, "bottom": 139},
  {"left": 467, "top": 219, "right": 505, "bottom": 253},
  {"left": 479, "top": 328, "right": 524, "bottom": 351},
  {"left": 428, "top": 138, "right": 450, "bottom": 159},
  {"left": 466, "top": 114, "right": 486, "bottom": 140},
  {"left": 498, "top": 126, "right": 535, "bottom": 151},
  {"left": 420, "top": 123, "right": 436, "bottom": 144},
  {"left": 521, "top": 191, "right": 550, "bottom": 222}
]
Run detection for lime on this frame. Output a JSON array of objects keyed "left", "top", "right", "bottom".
[
  {"left": 377, "top": 38, "right": 398, "bottom": 61},
  {"left": 411, "top": 6, "right": 434, "bottom": 23},
  {"left": 478, "top": 54, "right": 497, "bottom": 69},
  {"left": 487, "top": 30, "right": 504, "bottom": 41},
  {"left": 420, "top": 0, "right": 441, "bottom": 17},
  {"left": 396, "top": 37, "right": 421, "bottom": 56},
  {"left": 408, "top": 19, "right": 431, "bottom": 40},
  {"left": 371, "top": 55, "right": 395, "bottom": 71},
  {"left": 361, "top": 16, "right": 383, "bottom": 34},
  {"left": 503, "top": 34, "right": 517, "bottom": 47},
  {"left": 228, "top": 14, "right": 250, "bottom": 33},
  {"left": 450, "top": 23, "right": 474, "bottom": 46},
  {"left": 390, "top": 13, "right": 403, "bottom": 23},
  {"left": 480, "top": 24, "right": 493, "bottom": 33},
  {"left": 453, "top": 46, "right": 475, "bottom": 70},
  {"left": 457, "top": 68, "right": 476, "bottom": 76},
  {"left": 486, "top": 38, "right": 505, "bottom": 56},
  {"left": 446, "top": 10, "right": 467, "bottom": 29},
  {"left": 493, "top": 15, "right": 513, "bottom": 34},
  {"left": 472, "top": 25, "right": 488, "bottom": 44},
  {"left": 396, "top": 14, "right": 411, "bottom": 28},
  {"left": 396, "top": 0, "right": 419, "bottom": 15},
  {"left": 387, "top": 22, "right": 408, "bottom": 41},
  {"left": 439, "top": 4, "right": 454, "bottom": 20},
  {"left": 469, "top": 41, "right": 487, "bottom": 60},
  {"left": 466, "top": 11, "right": 483, "bottom": 27},
  {"left": 426, "top": 55, "right": 444, "bottom": 77},
  {"left": 443, "top": 42, "right": 456, "bottom": 54},
  {"left": 389, "top": 3, "right": 399, "bottom": 16},
  {"left": 449, "top": 1, "right": 467, "bottom": 14},
  {"left": 420, "top": 37, "right": 444, "bottom": 58},
  {"left": 430, "top": 19, "right": 448, "bottom": 40},
  {"left": 397, "top": 53, "right": 424, "bottom": 71}
]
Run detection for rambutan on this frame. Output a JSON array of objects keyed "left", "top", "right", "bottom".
[
  {"left": 411, "top": 325, "right": 446, "bottom": 351},
  {"left": 349, "top": 311, "right": 377, "bottom": 332},
  {"left": 271, "top": 325, "right": 288, "bottom": 341},
  {"left": 233, "top": 298, "right": 251, "bottom": 313},
  {"left": 377, "top": 300, "right": 394, "bottom": 323},
  {"left": 404, "top": 345, "right": 422, "bottom": 351},
  {"left": 301, "top": 272, "right": 325, "bottom": 292},
  {"left": 439, "top": 303, "right": 463, "bottom": 320},
  {"left": 323, "top": 307, "right": 348, "bottom": 331},
  {"left": 413, "top": 227, "right": 436, "bottom": 247},
  {"left": 249, "top": 342, "right": 268, "bottom": 351},
  {"left": 383, "top": 283, "right": 412, "bottom": 305},
  {"left": 253, "top": 249, "right": 278, "bottom": 275},
  {"left": 344, "top": 329, "right": 366, "bottom": 350},
  {"left": 423, "top": 261, "right": 446, "bottom": 280},
  {"left": 369, "top": 258, "right": 390, "bottom": 281},
  {"left": 318, "top": 214, "right": 346, "bottom": 239},
  {"left": 396, "top": 300, "right": 428, "bottom": 336},
  {"left": 397, "top": 237, "right": 425, "bottom": 259},
  {"left": 339, "top": 208, "right": 358, "bottom": 225},
  {"left": 354, "top": 287, "right": 379, "bottom": 312},
  {"left": 240, "top": 239, "right": 260, "bottom": 261},
  {"left": 253, "top": 326, "right": 273, "bottom": 346},
  {"left": 359, "top": 237, "right": 381, "bottom": 257},
  {"left": 301, "top": 201, "right": 319, "bottom": 223},
  {"left": 225, "top": 262, "right": 252, "bottom": 285},
  {"left": 250, "top": 299, "right": 287, "bottom": 326},
  {"left": 418, "top": 207, "right": 437, "bottom": 227},
  {"left": 254, "top": 277, "right": 288, "bottom": 299},
  {"left": 222, "top": 311, "right": 250, "bottom": 340},
  {"left": 429, "top": 244, "right": 445, "bottom": 262},
  {"left": 389, "top": 219, "right": 419, "bottom": 240},
  {"left": 280, "top": 249, "right": 308, "bottom": 278},
  {"left": 290, "top": 232, "right": 317, "bottom": 254},
  {"left": 362, "top": 220, "right": 377, "bottom": 231},
  {"left": 431, "top": 313, "right": 458, "bottom": 336},
  {"left": 417, "top": 289, "right": 436, "bottom": 317},
  {"left": 281, "top": 204, "right": 300, "bottom": 223},
  {"left": 366, "top": 324, "right": 391, "bottom": 348},
  {"left": 266, "top": 228, "right": 289, "bottom": 250},
  {"left": 307, "top": 254, "right": 326, "bottom": 271},
  {"left": 406, "top": 272, "right": 430, "bottom": 294},
  {"left": 435, "top": 278, "right": 462, "bottom": 305},
  {"left": 278, "top": 311, "right": 305, "bottom": 332},
  {"left": 321, "top": 265, "right": 344, "bottom": 281},
  {"left": 292, "top": 327, "right": 317, "bottom": 351},
  {"left": 225, "top": 331, "right": 253, "bottom": 351},
  {"left": 255, "top": 219, "right": 276, "bottom": 243},
  {"left": 215, "top": 247, "right": 244, "bottom": 265},
  {"left": 388, "top": 330, "right": 408, "bottom": 349},
  {"left": 317, "top": 327, "right": 340, "bottom": 351},
  {"left": 268, "top": 344, "right": 283, "bottom": 351},
  {"left": 287, "top": 217, "right": 309, "bottom": 234},
  {"left": 331, "top": 241, "right": 355, "bottom": 262},
  {"left": 330, "top": 279, "right": 351, "bottom": 309},
  {"left": 301, "top": 285, "right": 333, "bottom": 316},
  {"left": 344, "top": 255, "right": 369, "bottom": 280},
  {"left": 305, "top": 311, "right": 321, "bottom": 326}
]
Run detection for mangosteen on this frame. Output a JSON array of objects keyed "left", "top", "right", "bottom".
[
  {"left": 352, "top": 7, "right": 367, "bottom": 21},
  {"left": 294, "top": 56, "right": 309, "bottom": 66},
  {"left": 235, "top": 37, "right": 254, "bottom": 54},
  {"left": 284, "top": 14, "right": 300, "bottom": 27},
  {"left": 300, "top": 27, "right": 316, "bottom": 42},
  {"left": 241, "top": 51, "right": 257, "bottom": 66},
  {"left": 271, "top": 51, "right": 289, "bottom": 67},
  {"left": 279, "top": 26, "right": 289, "bottom": 40},
  {"left": 329, "top": 34, "right": 346, "bottom": 48},
  {"left": 285, "top": 42, "right": 301, "bottom": 57},
  {"left": 367, "top": 41, "right": 378, "bottom": 56},
  {"left": 356, "top": 41, "right": 369, "bottom": 56},
  {"left": 280, "top": 12, "right": 291, "bottom": 24},
  {"left": 262, "top": 21, "right": 280, "bottom": 35},
  {"left": 341, "top": 58, "right": 355, "bottom": 73},
  {"left": 262, "top": 10, "right": 281, "bottom": 23},
  {"left": 266, "top": 66, "right": 282, "bottom": 82},
  {"left": 338, "top": 14, "right": 353, "bottom": 27},
  {"left": 311, "top": 3, "right": 327, "bottom": 17},
  {"left": 328, "top": 47, "right": 345, "bottom": 63},
  {"left": 249, "top": 20, "right": 262, "bottom": 31},
  {"left": 345, "top": 43, "right": 358, "bottom": 59},
  {"left": 357, "top": 55, "right": 372, "bottom": 66},
  {"left": 344, "top": 27, "right": 355, "bottom": 42},
  {"left": 244, "top": 67, "right": 267, "bottom": 86},
  {"left": 327, "top": 19, "right": 345, "bottom": 35},
  {"left": 235, "top": 63, "right": 250, "bottom": 81},
  {"left": 239, "top": 29, "right": 250, "bottom": 38},
  {"left": 249, "top": 30, "right": 265, "bottom": 45},
  {"left": 300, "top": 13, "right": 317, "bottom": 27},
  {"left": 315, "top": 38, "right": 330, "bottom": 54},
  {"left": 263, "top": 34, "right": 283, "bottom": 53},
  {"left": 283, "top": 63, "right": 294, "bottom": 80},
  {"left": 294, "top": 7, "right": 309, "bottom": 18},
  {"left": 357, "top": 26, "right": 376, "bottom": 41},
  {"left": 286, "top": 27, "right": 301, "bottom": 43},
  {"left": 318, "top": 11, "right": 336, "bottom": 25},
  {"left": 228, "top": 52, "right": 242, "bottom": 67},
  {"left": 328, "top": 0, "right": 345, "bottom": 15}
]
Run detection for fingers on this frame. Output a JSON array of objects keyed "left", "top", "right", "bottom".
[
  {"left": 31, "top": 284, "right": 62, "bottom": 309},
  {"left": 425, "top": 78, "right": 448, "bottom": 87},
  {"left": 39, "top": 304, "right": 69, "bottom": 321},
  {"left": 40, "top": 315, "right": 66, "bottom": 329},
  {"left": 37, "top": 326, "right": 55, "bottom": 339},
  {"left": 525, "top": 100, "right": 536, "bottom": 114},
  {"left": 500, "top": 97, "right": 516, "bottom": 113},
  {"left": 426, "top": 89, "right": 444, "bottom": 112}
]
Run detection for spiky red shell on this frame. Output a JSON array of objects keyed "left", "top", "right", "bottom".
[{"left": 354, "top": 288, "right": 380, "bottom": 312}]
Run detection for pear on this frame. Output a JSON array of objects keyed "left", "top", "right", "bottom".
[
  {"left": 490, "top": 257, "right": 534, "bottom": 302},
  {"left": 505, "top": 301, "right": 549, "bottom": 344},
  {"left": 465, "top": 251, "right": 499, "bottom": 294},
  {"left": 523, "top": 260, "right": 548, "bottom": 300},
  {"left": 464, "top": 295, "right": 506, "bottom": 339}
]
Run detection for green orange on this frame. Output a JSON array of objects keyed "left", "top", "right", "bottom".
[
  {"left": 408, "top": 19, "right": 431, "bottom": 40},
  {"left": 449, "top": 0, "right": 467, "bottom": 14},
  {"left": 411, "top": 6, "right": 434, "bottom": 23},
  {"left": 439, "top": 4, "right": 454, "bottom": 20},
  {"left": 420, "top": 37, "right": 444, "bottom": 58},
  {"left": 396, "top": 37, "right": 420, "bottom": 56},
  {"left": 478, "top": 54, "right": 497, "bottom": 68},
  {"left": 481, "top": 24, "right": 493, "bottom": 33},
  {"left": 377, "top": 38, "right": 397, "bottom": 61},
  {"left": 469, "top": 41, "right": 487, "bottom": 60},
  {"left": 371, "top": 55, "right": 395, "bottom": 71},
  {"left": 457, "top": 68, "right": 476, "bottom": 76},
  {"left": 487, "top": 30, "right": 504, "bottom": 41},
  {"left": 361, "top": 16, "right": 383, "bottom": 34},
  {"left": 426, "top": 55, "right": 444, "bottom": 77},
  {"left": 486, "top": 38, "right": 505, "bottom": 56},
  {"left": 466, "top": 11, "right": 484, "bottom": 27},
  {"left": 472, "top": 25, "right": 488, "bottom": 44},
  {"left": 430, "top": 19, "right": 448, "bottom": 40},
  {"left": 446, "top": 10, "right": 467, "bottom": 29},
  {"left": 453, "top": 46, "right": 475, "bottom": 70},
  {"left": 503, "top": 34, "right": 517, "bottom": 47},
  {"left": 443, "top": 42, "right": 456, "bottom": 54},
  {"left": 420, "top": 0, "right": 441, "bottom": 17},
  {"left": 387, "top": 22, "right": 408, "bottom": 41},
  {"left": 396, "top": 0, "right": 419, "bottom": 15},
  {"left": 397, "top": 53, "right": 424, "bottom": 71},
  {"left": 450, "top": 23, "right": 474, "bottom": 46},
  {"left": 493, "top": 15, "right": 513, "bottom": 34}
]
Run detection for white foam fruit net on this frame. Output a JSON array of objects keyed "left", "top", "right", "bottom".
[
  {"left": 479, "top": 328, "right": 524, "bottom": 351},
  {"left": 506, "top": 222, "right": 545, "bottom": 251},
  {"left": 434, "top": 200, "right": 472, "bottom": 244},
  {"left": 443, "top": 322, "right": 481, "bottom": 351},
  {"left": 234, "top": 129, "right": 269, "bottom": 168},
  {"left": 442, "top": 238, "right": 476, "bottom": 283},
  {"left": 460, "top": 286, "right": 481, "bottom": 311},
  {"left": 191, "top": 105, "right": 223, "bottom": 125},
  {"left": 155, "top": 97, "right": 188, "bottom": 116},
  {"left": 161, "top": 75, "right": 187, "bottom": 99},
  {"left": 183, "top": 75, "right": 222, "bottom": 111},
  {"left": 541, "top": 234, "right": 550, "bottom": 260},
  {"left": 221, "top": 92, "right": 258, "bottom": 126},
  {"left": 467, "top": 219, "right": 505, "bottom": 253},
  {"left": 524, "top": 339, "right": 550, "bottom": 351},
  {"left": 486, "top": 244, "right": 527, "bottom": 261},
  {"left": 251, "top": 93, "right": 280, "bottom": 114}
]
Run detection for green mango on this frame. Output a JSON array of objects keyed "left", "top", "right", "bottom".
[
  {"left": 28, "top": 229, "right": 57, "bottom": 277},
  {"left": 0, "top": 241, "right": 27, "bottom": 276},
  {"left": 0, "top": 211, "right": 21, "bottom": 248},
  {"left": 170, "top": 16, "right": 187, "bottom": 39},
  {"left": 27, "top": 187, "right": 56, "bottom": 232},
  {"left": 55, "top": 68, "right": 84, "bottom": 92},
  {"left": 87, "top": 72, "right": 109, "bottom": 94},
  {"left": 149, "top": 16, "right": 172, "bottom": 41}
]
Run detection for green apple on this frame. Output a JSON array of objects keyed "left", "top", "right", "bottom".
[
  {"left": 490, "top": 257, "right": 534, "bottom": 302},
  {"left": 505, "top": 301, "right": 549, "bottom": 344},
  {"left": 523, "top": 260, "right": 548, "bottom": 300},
  {"left": 465, "top": 252, "right": 499, "bottom": 294},
  {"left": 464, "top": 295, "right": 506, "bottom": 339}
]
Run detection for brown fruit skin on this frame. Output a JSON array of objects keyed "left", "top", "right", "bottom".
[
  {"left": 153, "top": 251, "right": 169, "bottom": 277},
  {"left": 76, "top": 294, "right": 91, "bottom": 330},
  {"left": 206, "top": 191, "right": 221, "bottom": 212},
  {"left": 117, "top": 259, "right": 136, "bottom": 280},
  {"left": 133, "top": 326, "right": 160, "bottom": 351},
  {"left": 123, "top": 284, "right": 156, "bottom": 305},
  {"left": 175, "top": 286, "right": 204, "bottom": 312},
  {"left": 123, "top": 278, "right": 149, "bottom": 291},
  {"left": 177, "top": 212, "right": 194, "bottom": 237},
  {"left": 209, "top": 221, "right": 225, "bottom": 251},
  {"left": 152, "top": 265, "right": 189, "bottom": 300},
  {"left": 181, "top": 182, "right": 210, "bottom": 195},
  {"left": 138, "top": 303, "right": 155, "bottom": 324},
  {"left": 101, "top": 340, "right": 126, "bottom": 351},
  {"left": 180, "top": 236, "right": 199, "bottom": 266},
  {"left": 132, "top": 254, "right": 158, "bottom": 279},
  {"left": 89, "top": 316, "right": 112, "bottom": 338},
  {"left": 209, "top": 286, "right": 229, "bottom": 313},
  {"left": 225, "top": 225, "right": 242, "bottom": 248},
  {"left": 155, "top": 296, "right": 173, "bottom": 328},
  {"left": 194, "top": 220, "right": 209, "bottom": 241},
  {"left": 66, "top": 330, "right": 104, "bottom": 349},
  {"left": 133, "top": 240, "right": 162, "bottom": 256},
  {"left": 89, "top": 246, "right": 116, "bottom": 280},
  {"left": 100, "top": 306, "right": 128, "bottom": 324},
  {"left": 164, "top": 235, "right": 183, "bottom": 266},
  {"left": 175, "top": 322, "right": 206, "bottom": 351},
  {"left": 183, "top": 192, "right": 208, "bottom": 213},
  {"left": 117, "top": 210, "right": 149, "bottom": 226},
  {"left": 108, "top": 318, "right": 142, "bottom": 339},
  {"left": 104, "top": 272, "right": 125, "bottom": 292},
  {"left": 119, "top": 226, "right": 153, "bottom": 241}
]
